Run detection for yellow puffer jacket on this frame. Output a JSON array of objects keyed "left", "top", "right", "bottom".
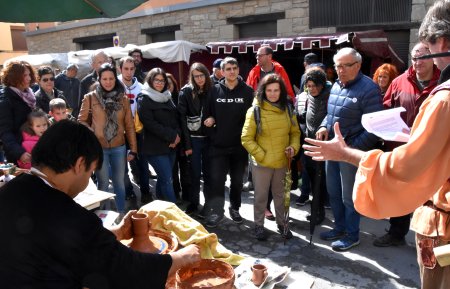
[{"left": 241, "top": 100, "right": 300, "bottom": 168}]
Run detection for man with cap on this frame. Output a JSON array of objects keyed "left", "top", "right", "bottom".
[
  {"left": 55, "top": 63, "right": 81, "bottom": 117},
  {"left": 246, "top": 46, "right": 295, "bottom": 102},
  {"left": 210, "top": 58, "right": 223, "bottom": 84}
]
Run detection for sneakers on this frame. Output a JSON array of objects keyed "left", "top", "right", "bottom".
[
  {"left": 197, "top": 207, "right": 210, "bottom": 219},
  {"left": 264, "top": 209, "right": 275, "bottom": 221},
  {"left": 229, "top": 207, "right": 243, "bottom": 224},
  {"left": 295, "top": 194, "right": 310, "bottom": 206},
  {"left": 373, "top": 233, "right": 406, "bottom": 247},
  {"left": 205, "top": 214, "right": 224, "bottom": 228},
  {"left": 320, "top": 229, "right": 346, "bottom": 241},
  {"left": 277, "top": 225, "right": 293, "bottom": 239},
  {"left": 254, "top": 225, "right": 267, "bottom": 241},
  {"left": 331, "top": 236, "right": 360, "bottom": 251}
]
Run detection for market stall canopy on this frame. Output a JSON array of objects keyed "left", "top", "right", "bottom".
[
  {"left": 206, "top": 30, "right": 404, "bottom": 70},
  {"left": 0, "top": 0, "right": 147, "bottom": 22},
  {"left": 5, "top": 40, "right": 207, "bottom": 77}
]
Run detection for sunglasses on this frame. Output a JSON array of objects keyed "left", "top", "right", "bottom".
[{"left": 41, "top": 77, "right": 55, "bottom": 82}]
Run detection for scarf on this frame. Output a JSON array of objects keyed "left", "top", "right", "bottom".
[
  {"left": 10, "top": 86, "right": 36, "bottom": 109},
  {"left": 141, "top": 83, "right": 173, "bottom": 103},
  {"left": 94, "top": 85, "right": 123, "bottom": 143}
]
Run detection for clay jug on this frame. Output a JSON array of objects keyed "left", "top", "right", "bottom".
[
  {"left": 251, "top": 264, "right": 268, "bottom": 287},
  {"left": 129, "top": 213, "right": 159, "bottom": 253}
]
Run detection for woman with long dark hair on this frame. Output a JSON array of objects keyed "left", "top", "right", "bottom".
[
  {"left": 241, "top": 74, "right": 300, "bottom": 241},
  {"left": 0, "top": 61, "right": 37, "bottom": 166},
  {"left": 178, "top": 62, "right": 213, "bottom": 216},
  {"left": 137, "top": 68, "right": 180, "bottom": 203},
  {"left": 78, "top": 63, "right": 137, "bottom": 214}
]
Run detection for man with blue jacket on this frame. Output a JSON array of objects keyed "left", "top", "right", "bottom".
[{"left": 316, "top": 47, "right": 383, "bottom": 251}]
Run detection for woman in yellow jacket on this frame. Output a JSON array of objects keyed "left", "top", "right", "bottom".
[{"left": 241, "top": 74, "right": 300, "bottom": 241}]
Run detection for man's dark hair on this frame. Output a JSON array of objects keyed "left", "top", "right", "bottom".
[
  {"left": 128, "top": 48, "right": 143, "bottom": 58},
  {"left": 37, "top": 66, "right": 55, "bottom": 78},
  {"left": 31, "top": 120, "right": 103, "bottom": 173}
]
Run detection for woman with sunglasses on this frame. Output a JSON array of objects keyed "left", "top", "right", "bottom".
[
  {"left": 137, "top": 68, "right": 180, "bottom": 203},
  {"left": 0, "top": 61, "right": 37, "bottom": 166},
  {"left": 178, "top": 62, "right": 213, "bottom": 216},
  {"left": 78, "top": 63, "right": 137, "bottom": 215},
  {"left": 35, "top": 66, "right": 68, "bottom": 114}
]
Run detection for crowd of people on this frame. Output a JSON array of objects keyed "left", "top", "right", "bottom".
[{"left": 0, "top": 1, "right": 449, "bottom": 287}]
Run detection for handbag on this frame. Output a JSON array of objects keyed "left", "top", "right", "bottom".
[
  {"left": 187, "top": 109, "right": 202, "bottom": 132},
  {"left": 134, "top": 110, "right": 144, "bottom": 133}
]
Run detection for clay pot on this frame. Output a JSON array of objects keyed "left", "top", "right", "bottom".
[
  {"left": 251, "top": 264, "right": 268, "bottom": 287},
  {"left": 129, "top": 213, "right": 168, "bottom": 254},
  {"left": 175, "top": 259, "right": 235, "bottom": 289}
]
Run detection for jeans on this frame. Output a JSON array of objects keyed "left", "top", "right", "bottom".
[
  {"left": 147, "top": 152, "right": 176, "bottom": 203},
  {"left": 325, "top": 160, "right": 360, "bottom": 240},
  {"left": 208, "top": 146, "right": 247, "bottom": 215},
  {"left": 96, "top": 145, "right": 127, "bottom": 213},
  {"left": 189, "top": 137, "right": 210, "bottom": 207}
]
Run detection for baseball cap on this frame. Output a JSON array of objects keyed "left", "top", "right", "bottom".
[{"left": 213, "top": 58, "right": 223, "bottom": 69}]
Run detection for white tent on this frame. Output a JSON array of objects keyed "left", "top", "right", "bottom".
[{"left": 5, "top": 40, "right": 207, "bottom": 77}]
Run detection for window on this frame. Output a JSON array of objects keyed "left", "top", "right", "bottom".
[
  {"left": 141, "top": 25, "right": 179, "bottom": 43},
  {"left": 11, "top": 26, "right": 28, "bottom": 51},
  {"left": 310, "top": 0, "right": 411, "bottom": 28},
  {"left": 73, "top": 33, "right": 116, "bottom": 50},
  {"left": 227, "top": 12, "right": 284, "bottom": 39}
]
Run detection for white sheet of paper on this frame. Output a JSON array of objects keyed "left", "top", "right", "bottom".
[{"left": 362, "top": 107, "right": 410, "bottom": 142}]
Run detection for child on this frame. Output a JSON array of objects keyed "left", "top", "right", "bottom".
[
  {"left": 48, "top": 98, "right": 76, "bottom": 125},
  {"left": 17, "top": 110, "right": 49, "bottom": 169}
]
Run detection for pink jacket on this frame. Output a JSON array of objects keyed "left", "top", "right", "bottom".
[{"left": 17, "top": 131, "right": 39, "bottom": 169}]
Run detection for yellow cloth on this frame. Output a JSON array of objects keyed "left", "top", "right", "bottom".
[{"left": 140, "top": 200, "right": 245, "bottom": 266}]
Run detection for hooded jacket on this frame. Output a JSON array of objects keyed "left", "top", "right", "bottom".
[
  {"left": 207, "top": 78, "right": 253, "bottom": 149},
  {"left": 178, "top": 84, "right": 210, "bottom": 151},
  {"left": 54, "top": 71, "right": 81, "bottom": 116},
  {"left": 242, "top": 99, "right": 300, "bottom": 168},
  {"left": 246, "top": 60, "right": 295, "bottom": 101},
  {"left": 118, "top": 75, "right": 142, "bottom": 117}
]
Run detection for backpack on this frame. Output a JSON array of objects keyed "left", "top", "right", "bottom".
[{"left": 253, "top": 102, "right": 295, "bottom": 135}]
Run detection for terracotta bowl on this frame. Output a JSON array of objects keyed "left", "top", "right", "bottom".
[
  {"left": 175, "top": 259, "right": 235, "bottom": 289},
  {"left": 121, "top": 229, "right": 179, "bottom": 254}
]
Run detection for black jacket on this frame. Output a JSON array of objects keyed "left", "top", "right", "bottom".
[
  {"left": 80, "top": 71, "right": 98, "bottom": 106},
  {"left": 207, "top": 78, "right": 253, "bottom": 148},
  {"left": 35, "top": 87, "right": 68, "bottom": 113},
  {"left": 0, "top": 87, "right": 32, "bottom": 163},
  {"left": 178, "top": 85, "right": 210, "bottom": 151},
  {"left": 137, "top": 93, "right": 180, "bottom": 156},
  {"left": 55, "top": 71, "right": 81, "bottom": 116}
]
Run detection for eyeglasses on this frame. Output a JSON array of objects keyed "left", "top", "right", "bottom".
[
  {"left": 153, "top": 78, "right": 166, "bottom": 84},
  {"left": 224, "top": 67, "right": 238, "bottom": 71},
  {"left": 41, "top": 77, "right": 55, "bottom": 82},
  {"left": 193, "top": 74, "right": 205, "bottom": 79},
  {"left": 256, "top": 54, "right": 267, "bottom": 58},
  {"left": 412, "top": 55, "right": 431, "bottom": 62},
  {"left": 334, "top": 62, "right": 358, "bottom": 70}
]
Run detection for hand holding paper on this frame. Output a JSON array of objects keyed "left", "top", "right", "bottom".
[{"left": 362, "top": 107, "right": 410, "bottom": 142}]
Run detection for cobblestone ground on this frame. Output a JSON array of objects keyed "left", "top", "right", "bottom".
[{"left": 120, "top": 175, "right": 420, "bottom": 289}]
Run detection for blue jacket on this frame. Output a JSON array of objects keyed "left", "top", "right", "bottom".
[{"left": 321, "top": 72, "right": 383, "bottom": 151}]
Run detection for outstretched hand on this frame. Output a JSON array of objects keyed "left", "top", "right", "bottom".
[{"left": 303, "top": 123, "right": 364, "bottom": 166}]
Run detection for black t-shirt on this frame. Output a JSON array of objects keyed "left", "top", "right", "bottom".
[{"left": 0, "top": 173, "right": 172, "bottom": 289}]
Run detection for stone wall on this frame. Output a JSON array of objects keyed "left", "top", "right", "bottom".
[{"left": 26, "top": 0, "right": 426, "bottom": 54}]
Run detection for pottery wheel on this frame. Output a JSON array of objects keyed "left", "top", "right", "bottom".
[{"left": 121, "top": 235, "right": 169, "bottom": 254}]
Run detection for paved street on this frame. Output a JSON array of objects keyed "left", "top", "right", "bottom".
[{"left": 123, "top": 177, "right": 420, "bottom": 289}]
